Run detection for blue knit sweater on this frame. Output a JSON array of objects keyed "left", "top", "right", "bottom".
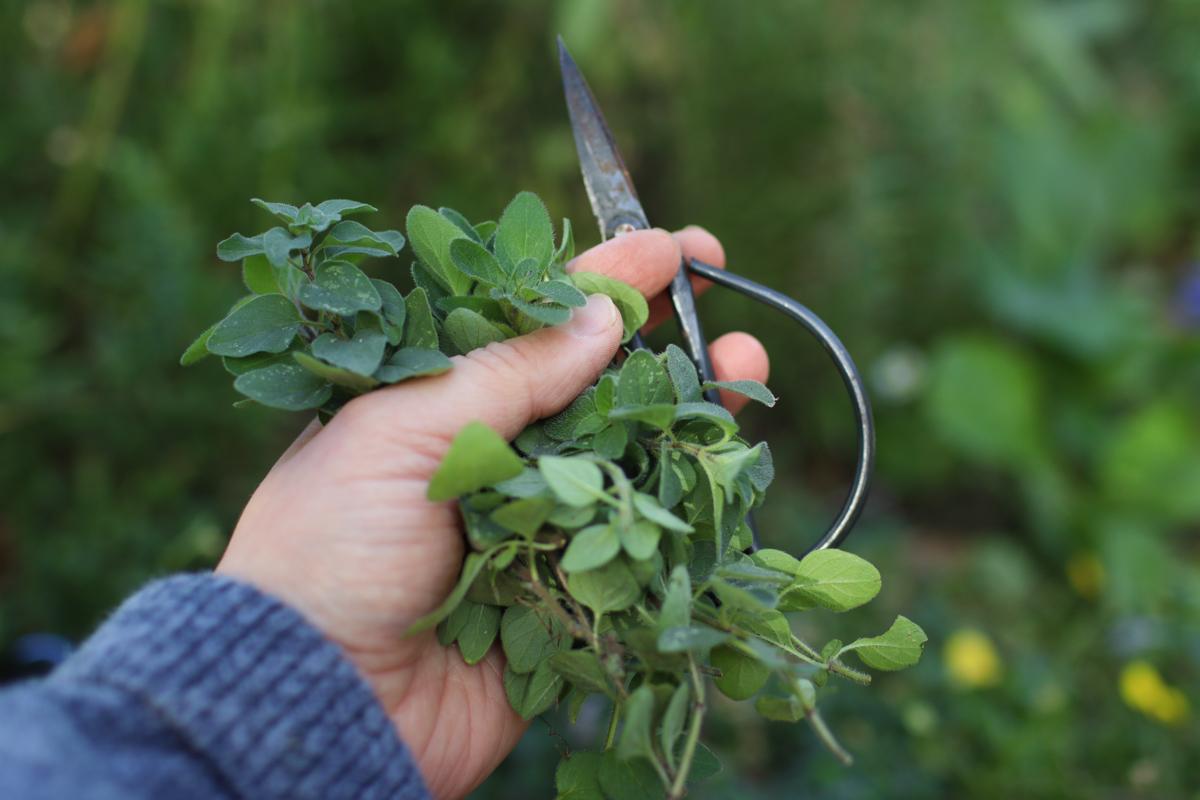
[{"left": 0, "top": 574, "right": 430, "bottom": 799}]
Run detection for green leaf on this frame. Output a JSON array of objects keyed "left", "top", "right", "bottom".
[
  {"left": 673, "top": 402, "right": 736, "bottom": 436},
  {"left": 657, "top": 626, "right": 729, "bottom": 653},
  {"left": 665, "top": 345, "right": 702, "bottom": 403},
  {"left": 372, "top": 280, "right": 407, "bottom": 345},
  {"left": 618, "top": 520, "right": 661, "bottom": 561},
  {"left": 452, "top": 601, "right": 502, "bottom": 665},
  {"left": 262, "top": 227, "right": 312, "bottom": 267},
  {"left": 310, "top": 315, "right": 387, "bottom": 376},
  {"left": 216, "top": 232, "right": 263, "bottom": 261},
  {"left": 444, "top": 307, "right": 507, "bottom": 353},
  {"left": 568, "top": 559, "right": 641, "bottom": 614},
  {"left": 554, "top": 218, "right": 575, "bottom": 264},
  {"left": 711, "top": 644, "right": 771, "bottom": 701},
  {"left": 504, "top": 660, "right": 563, "bottom": 720},
  {"left": 251, "top": 198, "right": 300, "bottom": 222},
  {"left": 232, "top": 363, "right": 331, "bottom": 410},
  {"left": 562, "top": 523, "right": 621, "bottom": 572},
  {"left": 632, "top": 492, "right": 693, "bottom": 533},
  {"left": 658, "top": 566, "right": 692, "bottom": 631},
  {"left": 539, "top": 456, "right": 607, "bottom": 507},
  {"left": 449, "top": 238, "right": 506, "bottom": 286},
  {"left": 291, "top": 203, "right": 334, "bottom": 234},
  {"left": 492, "top": 467, "right": 549, "bottom": 498},
  {"left": 701, "top": 379, "right": 776, "bottom": 407},
  {"left": 427, "top": 421, "right": 524, "bottom": 501},
  {"left": 490, "top": 497, "right": 554, "bottom": 537},
  {"left": 570, "top": 272, "right": 648, "bottom": 343},
  {"left": 532, "top": 279, "right": 587, "bottom": 307},
  {"left": 754, "top": 694, "right": 805, "bottom": 722},
  {"left": 688, "top": 742, "right": 722, "bottom": 783},
  {"left": 299, "top": 261, "right": 382, "bottom": 316},
  {"left": 374, "top": 347, "right": 452, "bottom": 383},
  {"left": 838, "top": 616, "right": 928, "bottom": 671},
  {"left": 608, "top": 404, "right": 676, "bottom": 432},
  {"left": 406, "top": 551, "right": 495, "bottom": 633},
  {"left": 781, "top": 549, "right": 882, "bottom": 612},
  {"left": 241, "top": 254, "right": 278, "bottom": 294},
  {"left": 617, "top": 350, "right": 674, "bottom": 407},
  {"left": 180, "top": 321, "right": 217, "bottom": 366},
  {"left": 548, "top": 650, "right": 611, "bottom": 696},
  {"left": 495, "top": 191, "right": 554, "bottom": 270},
  {"left": 556, "top": 752, "right": 605, "bottom": 800},
  {"left": 597, "top": 750, "right": 661, "bottom": 800},
  {"left": 617, "top": 685, "right": 656, "bottom": 762},
  {"left": 406, "top": 205, "right": 473, "bottom": 295},
  {"left": 501, "top": 605, "right": 570, "bottom": 673},
  {"left": 509, "top": 296, "right": 571, "bottom": 326},
  {"left": 402, "top": 287, "right": 439, "bottom": 350},
  {"left": 439, "top": 207, "right": 482, "bottom": 241},
  {"left": 661, "top": 682, "right": 690, "bottom": 769},
  {"left": 206, "top": 294, "right": 301, "bottom": 357},
  {"left": 544, "top": 391, "right": 601, "bottom": 440},
  {"left": 592, "top": 424, "right": 629, "bottom": 459},
  {"left": 293, "top": 351, "right": 379, "bottom": 393},
  {"left": 316, "top": 199, "right": 378, "bottom": 218}
]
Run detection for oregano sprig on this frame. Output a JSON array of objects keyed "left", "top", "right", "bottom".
[{"left": 184, "top": 192, "right": 927, "bottom": 798}]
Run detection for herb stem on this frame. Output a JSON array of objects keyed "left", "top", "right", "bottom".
[
  {"left": 668, "top": 656, "right": 706, "bottom": 800},
  {"left": 603, "top": 703, "right": 620, "bottom": 749}
]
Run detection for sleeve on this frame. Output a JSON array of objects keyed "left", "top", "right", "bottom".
[{"left": 0, "top": 574, "right": 430, "bottom": 800}]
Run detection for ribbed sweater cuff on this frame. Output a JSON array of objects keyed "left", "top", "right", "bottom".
[{"left": 53, "top": 573, "right": 428, "bottom": 800}]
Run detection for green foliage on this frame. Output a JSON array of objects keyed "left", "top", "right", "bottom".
[{"left": 184, "top": 192, "right": 924, "bottom": 796}]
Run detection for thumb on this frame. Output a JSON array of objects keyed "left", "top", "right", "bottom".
[{"left": 370, "top": 293, "right": 623, "bottom": 442}]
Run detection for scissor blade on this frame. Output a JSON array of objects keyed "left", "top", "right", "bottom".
[{"left": 558, "top": 37, "right": 650, "bottom": 240}]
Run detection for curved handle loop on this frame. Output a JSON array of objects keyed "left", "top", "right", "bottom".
[{"left": 686, "top": 258, "right": 875, "bottom": 552}]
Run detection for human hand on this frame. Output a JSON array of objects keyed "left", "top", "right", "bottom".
[{"left": 217, "top": 226, "right": 769, "bottom": 799}]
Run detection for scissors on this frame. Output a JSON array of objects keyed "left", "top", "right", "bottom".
[{"left": 558, "top": 39, "right": 874, "bottom": 554}]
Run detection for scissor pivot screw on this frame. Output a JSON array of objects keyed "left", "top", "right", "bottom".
[{"left": 613, "top": 223, "right": 637, "bottom": 236}]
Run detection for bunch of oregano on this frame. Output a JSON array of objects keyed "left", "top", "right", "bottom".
[{"left": 183, "top": 192, "right": 927, "bottom": 799}]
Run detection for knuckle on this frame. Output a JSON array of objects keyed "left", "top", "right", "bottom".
[{"left": 465, "top": 340, "right": 538, "bottom": 418}]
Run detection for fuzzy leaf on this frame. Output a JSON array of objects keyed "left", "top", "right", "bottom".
[
  {"left": 568, "top": 559, "right": 641, "bottom": 614},
  {"left": 556, "top": 753, "right": 605, "bottom": 800},
  {"left": 444, "top": 307, "right": 507, "bottom": 353},
  {"left": 232, "top": 363, "right": 331, "bottom": 410},
  {"left": 838, "top": 616, "right": 928, "bottom": 671},
  {"left": 299, "top": 261, "right": 382, "bottom": 316},
  {"left": 562, "top": 523, "right": 621, "bottom": 573},
  {"left": 449, "top": 238, "right": 506, "bottom": 286},
  {"left": 452, "top": 601, "right": 501, "bottom": 665},
  {"left": 539, "top": 456, "right": 606, "bottom": 507},
  {"left": 617, "top": 350, "right": 674, "bottom": 407},
  {"left": 372, "top": 280, "right": 407, "bottom": 345},
  {"left": 206, "top": 294, "right": 301, "bottom": 358},
  {"left": 427, "top": 421, "right": 524, "bottom": 501},
  {"left": 711, "top": 644, "right": 771, "bottom": 700},
  {"left": 781, "top": 549, "right": 882, "bottom": 612},
  {"left": 406, "top": 205, "right": 473, "bottom": 295},
  {"left": 570, "top": 272, "right": 648, "bottom": 342},
  {"left": 216, "top": 233, "right": 264, "bottom": 261},
  {"left": 501, "top": 605, "right": 569, "bottom": 673},
  {"left": 374, "top": 348, "right": 452, "bottom": 383},
  {"left": 504, "top": 660, "right": 563, "bottom": 720},
  {"left": 403, "top": 287, "right": 439, "bottom": 350},
  {"left": 293, "top": 351, "right": 379, "bottom": 393},
  {"left": 702, "top": 379, "right": 777, "bottom": 407},
  {"left": 495, "top": 191, "right": 554, "bottom": 270},
  {"left": 310, "top": 315, "right": 387, "bottom": 376},
  {"left": 617, "top": 686, "right": 656, "bottom": 762}
]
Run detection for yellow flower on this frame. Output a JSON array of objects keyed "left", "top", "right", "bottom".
[
  {"left": 1066, "top": 552, "right": 1105, "bottom": 599},
  {"left": 1120, "top": 661, "right": 1191, "bottom": 726},
  {"left": 944, "top": 629, "right": 1002, "bottom": 689}
]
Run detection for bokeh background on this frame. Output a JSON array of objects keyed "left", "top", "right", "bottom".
[{"left": 4, "top": 1, "right": 1200, "bottom": 797}]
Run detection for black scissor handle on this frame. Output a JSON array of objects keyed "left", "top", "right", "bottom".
[{"left": 686, "top": 258, "right": 875, "bottom": 552}]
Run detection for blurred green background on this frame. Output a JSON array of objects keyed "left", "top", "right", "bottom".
[{"left": 3, "top": 0, "right": 1200, "bottom": 797}]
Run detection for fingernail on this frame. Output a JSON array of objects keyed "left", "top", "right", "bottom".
[{"left": 569, "top": 294, "right": 619, "bottom": 337}]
